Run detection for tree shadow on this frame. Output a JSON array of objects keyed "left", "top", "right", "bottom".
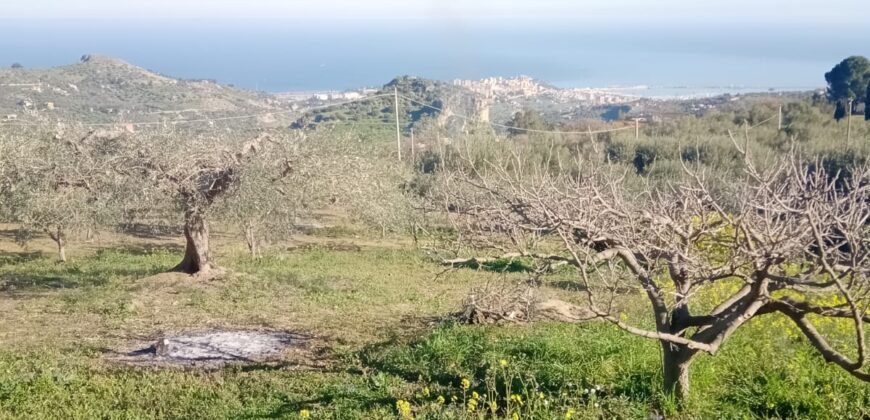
[
  {"left": 356, "top": 337, "right": 465, "bottom": 386},
  {"left": 0, "top": 247, "right": 180, "bottom": 295},
  {"left": 116, "top": 223, "right": 181, "bottom": 240},
  {"left": 95, "top": 243, "right": 184, "bottom": 257},
  {"left": 0, "top": 229, "right": 20, "bottom": 241},
  {"left": 449, "top": 257, "right": 535, "bottom": 273},
  {"left": 548, "top": 280, "right": 636, "bottom": 295},
  {"left": 0, "top": 251, "right": 44, "bottom": 266},
  {"left": 244, "top": 392, "right": 397, "bottom": 419},
  {"left": 0, "top": 272, "right": 106, "bottom": 292}
]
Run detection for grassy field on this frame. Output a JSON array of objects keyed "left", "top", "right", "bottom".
[{"left": 0, "top": 227, "right": 868, "bottom": 419}]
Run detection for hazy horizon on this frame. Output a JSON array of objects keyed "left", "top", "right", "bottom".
[{"left": 1, "top": 1, "right": 868, "bottom": 93}]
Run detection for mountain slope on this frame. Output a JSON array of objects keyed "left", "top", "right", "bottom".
[{"left": 0, "top": 55, "right": 288, "bottom": 125}]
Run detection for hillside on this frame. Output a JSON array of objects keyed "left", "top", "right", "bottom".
[
  {"left": 291, "top": 74, "right": 815, "bottom": 133},
  {"left": 0, "top": 55, "right": 290, "bottom": 126},
  {"left": 291, "top": 76, "right": 482, "bottom": 133}
]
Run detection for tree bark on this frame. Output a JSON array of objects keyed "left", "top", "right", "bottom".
[
  {"left": 244, "top": 224, "right": 259, "bottom": 259},
  {"left": 46, "top": 226, "right": 67, "bottom": 262},
  {"left": 172, "top": 212, "right": 219, "bottom": 276},
  {"left": 661, "top": 342, "right": 694, "bottom": 402}
]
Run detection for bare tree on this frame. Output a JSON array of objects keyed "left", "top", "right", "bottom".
[{"left": 440, "top": 145, "right": 870, "bottom": 400}]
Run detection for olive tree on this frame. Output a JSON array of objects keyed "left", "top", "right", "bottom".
[
  {"left": 439, "top": 145, "right": 870, "bottom": 401},
  {"left": 0, "top": 128, "right": 114, "bottom": 261},
  {"left": 213, "top": 130, "right": 349, "bottom": 257},
  {"left": 104, "top": 128, "right": 277, "bottom": 277}
]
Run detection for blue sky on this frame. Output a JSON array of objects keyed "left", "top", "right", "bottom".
[{"left": 1, "top": 1, "right": 867, "bottom": 91}]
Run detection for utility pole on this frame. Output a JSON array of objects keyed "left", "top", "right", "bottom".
[
  {"left": 437, "top": 132, "right": 444, "bottom": 171},
  {"left": 847, "top": 99, "right": 853, "bottom": 145},
  {"left": 394, "top": 86, "right": 402, "bottom": 161},
  {"left": 777, "top": 105, "right": 782, "bottom": 131},
  {"left": 410, "top": 128, "right": 415, "bottom": 164}
]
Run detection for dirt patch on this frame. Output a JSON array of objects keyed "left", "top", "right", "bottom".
[{"left": 108, "top": 330, "right": 317, "bottom": 368}]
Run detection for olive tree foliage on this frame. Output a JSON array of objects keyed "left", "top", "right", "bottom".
[
  {"left": 0, "top": 128, "right": 116, "bottom": 261},
  {"left": 341, "top": 158, "right": 425, "bottom": 239},
  {"left": 212, "top": 145, "right": 297, "bottom": 259},
  {"left": 212, "top": 130, "right": 357, "bottom": 257},
  {"left": 437, "top": 143, "right": 870, "bottom": 401},
  {"left": 91, "top": 127, "right": 286, "bottom": 277}
]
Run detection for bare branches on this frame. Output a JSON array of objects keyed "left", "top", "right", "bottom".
[{"left": 437, "top": 138, "right": 870, "bottom": 384}]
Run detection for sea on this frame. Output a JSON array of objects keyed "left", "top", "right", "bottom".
[{"left": 0, "top": 18, "right": 867, "bottom": 98}]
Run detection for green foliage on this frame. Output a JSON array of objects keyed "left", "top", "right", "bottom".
[
  {"left": 834, "top": 101, "right": 847, "bottom": 121},
  {"left": 363, "top": 322, "right": 870, "bottom": 419},
  {"left": 506, "top": 110, "right": 551, "bottom": 136},
  {"left": 866, "top": 80, "right": 870, "bottom": 121},
  {"left": 825, "top": 56, "right": 870, "bottom": 105}
]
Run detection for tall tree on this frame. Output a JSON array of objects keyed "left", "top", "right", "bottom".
[
  {"left": 866, "top": 80, "right": 870, "bottom": 121},
  {"left": 834, "top": 101, "right": 847, "bottom": 122},
  {"left": 825, "top": 56, "right": 870, "bottom": 114}
]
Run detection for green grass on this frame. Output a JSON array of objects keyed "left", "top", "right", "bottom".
[{"left": 0, "top": 244, "right": 868, "bottom": 419}]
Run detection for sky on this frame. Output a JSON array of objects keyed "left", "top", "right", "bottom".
[
  {"left": 2, "top": 0, "right": 866, "bottom": 24},
  {"left": 1, "top": 1, "right": 868, "bottom": 92}
]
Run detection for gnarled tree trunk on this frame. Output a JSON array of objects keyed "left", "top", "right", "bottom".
[
  {"left": 172, "top": 212, "right": 219, "bottom": 276},
  {"left": 243, "top": 224, "right": 260, "bottom": 259},
  {"left": 661, "top": 342, "right": 694, "bottom": 402},
  {"left": 45, "top": 226, "right": 67, "bottom": 262}
]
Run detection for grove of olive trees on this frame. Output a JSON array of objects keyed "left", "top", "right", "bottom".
[
  {"left": 0, "top": 126, "right": 402, "bottom": 275},
  {"left": 0, "top": 93, "right": 868, "bottom": 416}
]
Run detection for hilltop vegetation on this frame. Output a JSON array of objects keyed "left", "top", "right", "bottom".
[{"left": 0, "top": 55, "right": 289, "bottom": 126}]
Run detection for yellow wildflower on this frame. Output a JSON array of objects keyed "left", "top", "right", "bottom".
[
  {"left": 396, "top": 399, "right": 413, "bottom": 419},
  {"left": 510, "top": 394, "right": 523, "bottom": 406},
  {"left": 471, "top": 391, "right": 480, "bottom": 400},
  {"left": 422, "top": 387, "right": 430, "bottom": 397},
  {"left": 499, "top": 359, "right": 509, "bottom": 367},
  {"left": 512, "top": 412, "right": 520, "bottom": 420},
  {"left": 299, "top": 409, "right": 311, "bottom": 418},
  {"left": 436, "top": 395, "right": 445, "bottom": 404},
  {"left": 565, "top": 408, "right": 575, "bottom": 419},
  {"left": 460, "top": 378, "right": 471, "bottom": 390},
  {"left": 467, "top": 398, "right": 478, "bottom": 413}
]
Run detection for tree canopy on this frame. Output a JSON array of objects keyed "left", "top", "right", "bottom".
[
  {"left": 825, "top": 56, "right": 870, "bottom": 109},
  {"left": 506, "top": 110, "right": 550, "bottom": 136},
  {"left": 835, "top": 101, "right": 848, "bottom": 121},
  {"left": 866, "top": 80, "right": 870, "bottom": 121}
]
